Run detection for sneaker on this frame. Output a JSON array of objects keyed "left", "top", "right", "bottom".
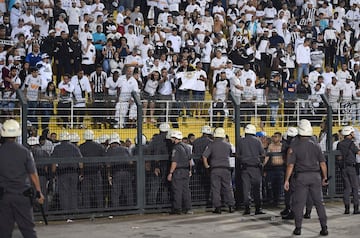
[
  {"left": 66, "top": 219, "right": 73, "bottom": 223},
  {"left": 184, "top": 210, "right": 194, "bottom": 215},
  {"left": 213, "top": 207, "right": 222, "bottom": 214}
]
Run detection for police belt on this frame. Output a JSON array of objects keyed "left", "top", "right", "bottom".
[
  {"left": 57, "top": 168, "right": 78, "bottom": 174},
  {"left": 211, "top": 166, "right": 231, "bottom": 170},
  {"left": 176, "top": 166, "right": 190, "bottom": 170},
  {"left": 345, "top": 163, "right": 357, "bottom": 167},
  {"left": 295, "top": 170, "right": 320, "bottom": 173},
  {"left": 242, "top": 163, "right": 261, "bottom": 168}
]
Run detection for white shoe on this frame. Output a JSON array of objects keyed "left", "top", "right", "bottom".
[{"left": 66, "top": 219, "right": 73, "bottom": 223}]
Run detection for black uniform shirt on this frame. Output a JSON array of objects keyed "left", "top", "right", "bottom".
[
  {"left": 80, "top": 140, "right": 105, "bottom": 173},
  {"left": 104, "top": 144, "right": 131, "bottom": 171},
  {"left": 337, "top": 138, "right": 359, "bottom": 165},
  {"left": 192, "top": 136, "right": 212, "bottom": 155},
  {"left": 52, "top": 141, "right": 82, "bottom": 169},
  {"left": 171, "top": 142, "right": 190, "bottom": 169},
  {"left": 288, "top": 137, "right": 325, "bottom": 172},
  {"left": 31, "top": 146, "right": 50, "bottom": 176},
  {"left": 0, "top": 141, "right": 37, "bottom": 194},
  {"left": 236, "top": 135, "right": 265, "bottom": 165},
  {"left": 202, "top": 138, "right": 231, "bottom": 168}
]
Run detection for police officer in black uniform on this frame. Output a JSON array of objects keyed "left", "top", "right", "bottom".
[
  {"left": 337, "top": 126, "right": 360, "bottom": 215},
  {"left": 284, "top": 119, "right": 328, "bottom": 236},
  {"left": 105, "top": 133, "right": 133, "bottom": 207},
  {"left": 167, "top": 130, "right": 192, "bottom": 214},
  {"left": 79, "top": 129, "right": 105, "bottom": 208},
  {"left": 192, "top": 125, "right": 213, "bottom": 202},
  {"left": 27, "top": 136, "right": 51, "bottom": 211},
  {"left": 52, "top": 131, "right": 83, "bottom": 212},
  {"left": 236, "top": 124, "right": 266, "bottom": 215},
  {"left": 147, "top": 123, "right": 171, "bottom": 204},
  {"left": 0, "top": 119, "right": 44, "bottom": 238},
  {"left": 281, "top": 127, "right": 298, "bottom": 219},
  {"left": 203, "top": 127, "right": 235, "bottom": 214}
]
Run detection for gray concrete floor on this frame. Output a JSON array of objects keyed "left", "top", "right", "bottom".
[{"left": 12, "top": 202, "right": 360, "bottom": 238}]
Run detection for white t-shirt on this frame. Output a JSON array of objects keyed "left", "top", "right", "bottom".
[
  {"left": 24, "top": 75, "right": 41, "bottom": 101},
  {"left": 105, "top": 77, "right": 121, "bottom": 96},
  {"left": 193, "top": 69, "right": 207, "bottom": 91},
  {"left": 118, "top": 76, "right": 139, "bottom": 102}
]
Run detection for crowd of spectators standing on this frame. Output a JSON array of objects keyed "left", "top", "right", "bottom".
[{"left": 3, "top": 0, "right": 360, "bottom": 128}]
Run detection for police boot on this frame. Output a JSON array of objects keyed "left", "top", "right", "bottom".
[
  {"left": 170, "top": 209, "right": 182, "bottom": 215},
  {"left": 320, "top": 226, "right": 329, "bottom": 236},
  {"left": 303, "top": 209, "right": 311, "bottom": 219},
  {"left": 280, "top": 207, "right": 290, "bottom": 216},
  {"left": 243, "top": 206, "right": 251, "bottom": 215},
  {"left": 344, "top": 205, "right": 350, "bottom": 214},
  {"left": 293, "top": 227, "right": 301, "bottom": 236},
  {"left": 255, "top": 206, "right": 266, "bottom": 215},
  {"left": 228, "top": 206, "right": 235, "bottom": 213},
  {"left": 354, "top": 205, "right": 360, "bottom": 214},
  {"left": 282, "top": 210, "right": 294, "bottom": 220},
  {"left": 213, "top": 207, "right": 222, "bottom": 214}
]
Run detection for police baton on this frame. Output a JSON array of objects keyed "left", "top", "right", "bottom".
[{"left": 23, "top": 188, "right": 48, "bottom": 225}]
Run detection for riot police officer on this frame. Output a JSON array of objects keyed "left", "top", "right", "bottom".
[
  {"left": 0, "top": 119, "right": 44, "bottom": 238},
  {"left": 284, "top": 119, "right": 328, "bottom": 236},
  {"left": 281, "top": 127, "right": 298, "bottom": 219},
  {"left": 105, "top": 133, "right": 133, "bottom": 207},
  {"left": 192, "top": 125, "right": 213, "bottom": 203},
  {"left": 52, "top": 131, "right": 83, "bottom": 213},
  {"left": 236, "top": 124, "right": 266, "bottom": 215},
  {"left": 79, "top": 129, "right": 105, "bottom": 208},
  {"left": 337, "top": 126, "right": 360, "bottom": 215},
  {"left": 203, "top": 127, "right": 235, "bottom": 214},
  {"left": 167, "top": 130, "right": 192, "bottom": 214}
]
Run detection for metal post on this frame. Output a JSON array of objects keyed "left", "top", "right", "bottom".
[
  {"left": 320, "top": 94, "right": 335, "bottom": 198},
  {"left": 132, "top": 91, "right": 144, "bottom": 212},
  {"left": 16, "top": 89, "right": 28, "bottom": 145},
  {"left": 70, "top": 101, "right": 74, "bottom": 129},
  {"left": 230, "top": 93, "right": 241, "bottom": 148}
]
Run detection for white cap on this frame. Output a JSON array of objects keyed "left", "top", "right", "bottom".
[
  {"left": 13, "top": 55, "right": 22, "bottom": 61},
  {"left": 298, "top": 119, "right": 313, "bottom": 136},
  {"left": 109, "top": 133, "right": 121, "bottom": 144},
  {"left": 27, "top": 136, "right": 39, "bottom": 146},
  {"left": 170, "top": 130, "right": 183, "bottom": 140},
  {"left": 342, "top": 126, "right": 355, "bottom": 136},
  {"left": 244, "top": 124, "right": 256, "bottom": 135},
  {"left": 49, "top": 29, "right": 56, "bottom": 34},
  {"left": 314, "top": 64, "right": 322, "bottom": 68},
  {"left": 213, "top": 127, "right": 226, "bottom": 138},
  {"left": 41, "top": 53, "right": 50, "bottom": 59}
]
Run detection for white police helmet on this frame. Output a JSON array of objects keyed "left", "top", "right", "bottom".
[
  {"left": 287, "top": 127, "right": 298, "bottom": 137},
  {"left": 135, "top": 134, "right": 147, "bottom": 145},
  {"left": 109, "top": 133, "right": 121, "bottom": 144},
  {"left": 27, "top": 136, "right": 39, "bottom": 146},
  {"left": 59, "top": 131, "right": 71, "bottom": 141},
  {"left": 83, "top": 129, "right": 95, "bottom": 140},
  {"left": 213, "top": 127, "right": 226, "bottom": 138},
  {"left": 0, "top": 119, "right": 21, "bottom": 137},
  {"left": 97, "top": 134, "right": 109, "bottom": 144},
  {"left": 70, "top": 133, "right": 80, "bottom": 143},
  {"left": 244, "top": 124, "right": 256, "bottom": 135},
  {"left": 298, "top": 119, "right": 313, "bottom": 136},
  {"left": 170, "top": 130, "right": 183, "bottom": 140},
  {"left": 159, "top": 123, "right": 170, "bottom": 132},
  {"left": 342, "top": 126, "right": 355, "bottom": 136},
  {"left": 201, "top": 125, "right": 212, "bottom": 134}
]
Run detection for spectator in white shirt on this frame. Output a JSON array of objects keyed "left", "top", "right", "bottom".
[{"left": 296, "top": 38, "right": 312, "bottom": 84}]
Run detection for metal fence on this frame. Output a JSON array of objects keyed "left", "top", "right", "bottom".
[{"left": 1, "top": 90, "right": 353, "bottom": 220}]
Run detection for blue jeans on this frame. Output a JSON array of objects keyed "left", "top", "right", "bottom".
[
  {"left": 40, "top": 101, "right": 53, "bottom": 129},
  {"left": 27, "top": 101, "right": 39, "bottom": 126},
  {"left": 297, "top": 63, "right": 309, "bottom": 84},
  {"left": 269, "top": 102, "right": 279, "bottom": 126},
  {"left": 102, "top": 59, "right": 111, "bottom": 76},
  {"left": 333, "top": 55, "right": 345, "bottom": 73}
]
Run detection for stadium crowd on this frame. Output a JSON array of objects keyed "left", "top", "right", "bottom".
[{"left": 1, "top": 0, "right": 360, "bottom": 129}]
